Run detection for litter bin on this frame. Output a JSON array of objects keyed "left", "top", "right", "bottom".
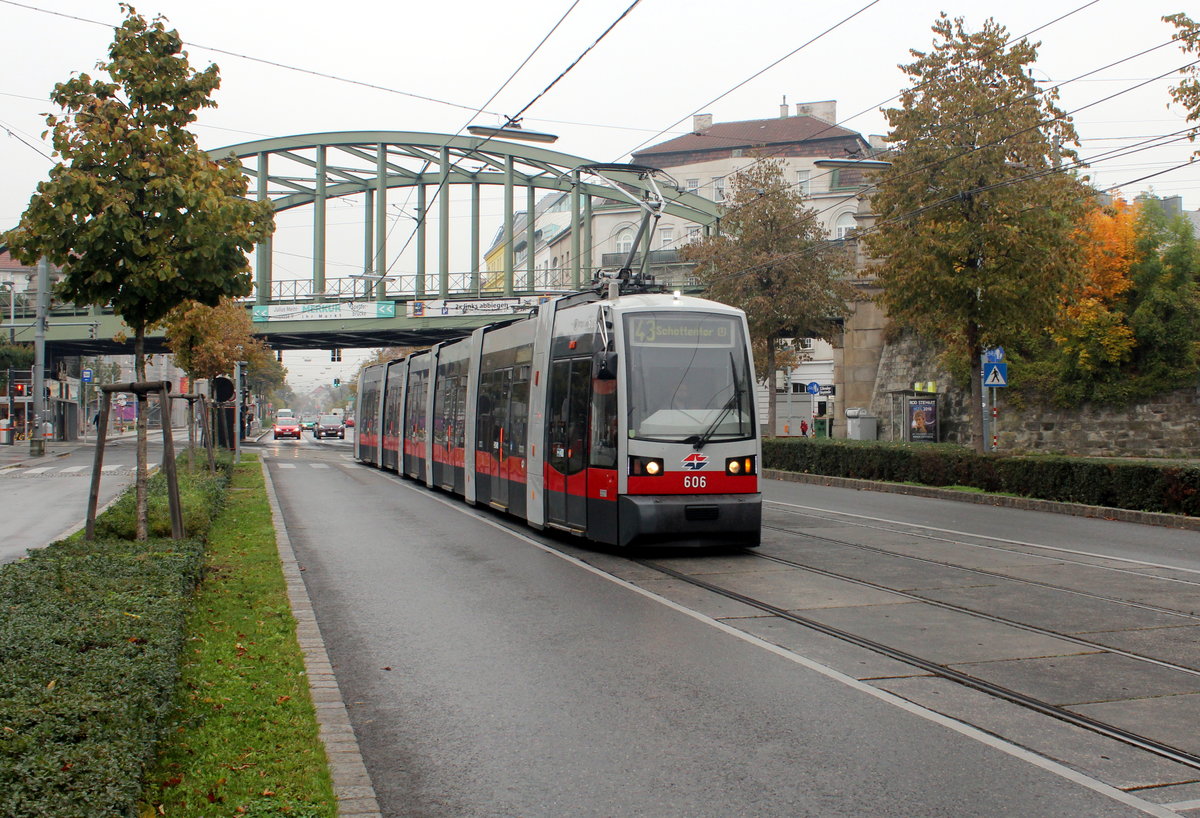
[
  {"left": 845, "top": 407, "right": 878, "bottom": 441},
  {"left": 0, "top": 417, "right": 11, "bottom": 445}
]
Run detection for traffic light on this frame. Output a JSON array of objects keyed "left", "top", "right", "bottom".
[{"left": 13, "top": 383, "right": 25, "bottom": 397}]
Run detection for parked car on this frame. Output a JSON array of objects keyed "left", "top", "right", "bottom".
[
  {"left": 314, "top": 414, "right": 345, "bottom": 440},
  {"left": 273, "top": 415, "right": 302, "bottom": 440},
  {"left": 343, "top": 417, "right": 355, "bottom": 428}
]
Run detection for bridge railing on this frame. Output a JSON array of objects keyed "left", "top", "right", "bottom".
[{"left": 264, "top": 271, "right": 580, "bottom": 303}]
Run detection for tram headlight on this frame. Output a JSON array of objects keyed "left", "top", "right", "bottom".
[
  {"left": 629, "top": 456, "right": 664, "bottom": 476},
  {"left": 725, "top": 456, "right": 756, "bottom": 476}
]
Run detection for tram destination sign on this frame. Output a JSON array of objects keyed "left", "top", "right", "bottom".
[
  {"left": 628, "top": 315, "right": 735, "bottom": 346},
  {"left": 252, "top": 301, "right": 395, "bottom": 323}
]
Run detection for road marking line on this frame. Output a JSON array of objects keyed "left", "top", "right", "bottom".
[
  {"left": 309, "top": 463, "right": 329, "bottom": 469},
  {"left": 277, "top": 463, "right": 297, "bottom": 469},
  {"left": 23, "top": 467, "right": 54, "bottom": 475},
  {"left": 59, "top": 465, "right": 87, "bottom": 473},
  {"left": 767, "top": 499, "right": 1200, "bottom": 576}
]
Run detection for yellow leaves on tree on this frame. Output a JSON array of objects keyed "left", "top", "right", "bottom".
[{"left": 1055, "top": 198, "right": 1136, "bottom": 373}]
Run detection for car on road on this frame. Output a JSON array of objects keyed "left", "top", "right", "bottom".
[
  {"left": 344, "top": 417, "right": 355, "bottom": 428},
  {"left": 314, "top": 414, "right": 345, "bottom": 440},
  {"left": 273, "top": 416, "right": 302, "bottom": 440},
  {"left": 300, "top": 415, "right": 318, "bottom": 431}
]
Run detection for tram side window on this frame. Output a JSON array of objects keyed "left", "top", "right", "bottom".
[
  {"left": 567, "top": 359, "right": 590, "bottom": 474},
  {"left": 476, "top": 371, "right": 494, "bottom": 455},
  {"left": 406, "top": 370, "right": 426, "bottom": 442},
  {"left": 509, "top": 365, "right": 531, "bottom": 458},
  {"left": 547, "top": 361, "right": 570, "bottom": 474},
  {"left": 590, "top": 378, "right": 618, "bottom": 469}
]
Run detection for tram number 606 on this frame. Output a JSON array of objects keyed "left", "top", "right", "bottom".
[{"left": 683, "top": 475, "right": 707, "bottom": 488}]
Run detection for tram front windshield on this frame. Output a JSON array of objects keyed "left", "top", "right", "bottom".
[{"left": 624, "top": 311, "right": 755, "bottom": 443}]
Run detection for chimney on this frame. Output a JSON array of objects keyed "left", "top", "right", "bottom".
[
  {"left": 780, "top": 94, "right": 789, "bottom": 119},
  {"left": 795, "top": 100, "right": 837, "bottom": 124},
  {"left": 692, "top": 113, "right": 713, "bottom": 133}
]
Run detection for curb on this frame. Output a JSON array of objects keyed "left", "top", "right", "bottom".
[
  {"left": 763, "top": 469, "right": 1200, "bottom": 532},
  {"left": 259, "top": 459, "right": 383, "bottom": 817}
]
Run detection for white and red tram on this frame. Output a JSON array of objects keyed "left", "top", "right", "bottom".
[{"left": 355, "top": 289, "right": 761, "bottom": 547}]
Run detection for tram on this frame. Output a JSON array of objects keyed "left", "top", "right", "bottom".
[{"left": 355, "top": 284, "right": 762, "bottom": 548}]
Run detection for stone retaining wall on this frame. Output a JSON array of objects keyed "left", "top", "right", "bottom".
[{"left": 867, "top": 333, "right": 1200, "bottom": 458}]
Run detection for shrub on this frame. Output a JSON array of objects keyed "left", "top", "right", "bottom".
[
  {"left": 763, "top": 437, "right": 1200, "bottom": 517},
  {"left": 0, "top": 538, "right": 205, "bottom": 818},
  {"left": 93, "top": 456, "right": 231, "bottom": 540}
]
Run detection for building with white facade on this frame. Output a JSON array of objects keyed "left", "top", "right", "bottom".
[{"left": 486, "top": 101, "right": 888, "bottom": 436}]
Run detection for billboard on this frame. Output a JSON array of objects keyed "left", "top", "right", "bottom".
[{"left": 908, "top": 397, "right": 938, "bottom": 443}]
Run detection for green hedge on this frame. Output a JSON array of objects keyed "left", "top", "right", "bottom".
[
  {"left": 762, "top": 437, "right": 1200, "bottom": 517},
  {"left": 0, "top": 454, "right": 232, "bottom": 818}
]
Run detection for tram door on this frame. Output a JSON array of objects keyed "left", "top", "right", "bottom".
[{"left": 546, "top": 357, "right": 591, "bottom": 531}]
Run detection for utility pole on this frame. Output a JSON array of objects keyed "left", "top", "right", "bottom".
[{"left": 30, "top": 257, "right": 49, "bottom": 456}]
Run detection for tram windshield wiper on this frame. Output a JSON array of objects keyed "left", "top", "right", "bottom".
[{"left": 689, "top": 389, "right": 740, "bottom": 450}]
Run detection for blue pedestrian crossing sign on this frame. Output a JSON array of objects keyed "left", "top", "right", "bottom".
[{"left": 983, "top": 362, "right": 1008, "bottom": 387}]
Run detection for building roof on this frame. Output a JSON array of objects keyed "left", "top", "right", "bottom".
[{"left": 634, "top": 114, "right": 862, "bottom": 158}]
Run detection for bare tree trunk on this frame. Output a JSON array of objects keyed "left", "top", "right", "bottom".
[{"left": 134, "top": 328, "right": 149, "bottom": 539}]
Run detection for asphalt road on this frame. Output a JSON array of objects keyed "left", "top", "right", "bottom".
[
  {"left": 265, "top": 443, "right": 1179, "bottom": 817},
  {"left": 0, "top": 436, "right": 158, "bottom": 563}
]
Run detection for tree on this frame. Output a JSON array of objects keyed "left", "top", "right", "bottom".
[
  {"left": 163, "top": 297, "right": 280, "bottom": 460},
  {"left": 1125, "top": 197, "right": 1200, "bottom": 383},
  {"left": 863, "top": 14, "right": 1089, "bottom": 452},
  {"left": 1166, "top": 13, "right": 1200, "bottom": 150},
  {"left": 1053, "top": 198, "right": 1137, "bottom": 379},
  {"left": 681, "top": 158, "right": 856, "bottom": 434},
  {"left": 3, "top": 6, "right": 274, "bottom": 537}
]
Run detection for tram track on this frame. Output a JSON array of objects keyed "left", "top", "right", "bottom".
[
  {"left": 632, "top": 552, "right": 1200, "bottom": 773},
  {"left": 760, "top": 518, "right": 1200, "bottom": 624}
]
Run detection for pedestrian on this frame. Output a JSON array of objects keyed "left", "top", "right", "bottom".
[
  {"left": 799, "top": 419, "right": 809, "bottom": 437},
  {"left": 92, "top": 409, "right": 101, "bottom": 429}
]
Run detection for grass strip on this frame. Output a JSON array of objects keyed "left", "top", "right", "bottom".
[{"left": 139, "top": 457, "right": 336, "bottom": 818}]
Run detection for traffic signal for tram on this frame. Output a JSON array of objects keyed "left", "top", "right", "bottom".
[{"left": 333, "top": 378, "right": 340, "bottom": 387}]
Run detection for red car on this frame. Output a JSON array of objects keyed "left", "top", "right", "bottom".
[{"left": 273, "top": 416, "right": 302, "bottom": 440}]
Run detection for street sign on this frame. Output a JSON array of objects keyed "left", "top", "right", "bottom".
[
  {"left": 805, "top": 382, "right": 821, "bottom": 395},
  {"left": 115, "top": 393, "right": 128, "bottom": 407},
  {"left": 81, "top": 368, "right": 93, "bottom": 383},
  {"left": 983, "top": 362, "right": 1008, "bottom": 387},
  {"left": 985, "top": 347, "right": 1005, "bottom": 363}
]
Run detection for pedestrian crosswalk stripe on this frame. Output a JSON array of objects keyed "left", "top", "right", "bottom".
[
  {"left": 23, "top": 467, "right": 53, "bottom": 475},
  {"left": 277, "top": 463, "right": 297, "bottom": 469},
  {"left": 309, "top": 463, "right": 329, "bottom": 469},
  {"left": 60, "top": 466, "right": 87, "bottom": 473}
]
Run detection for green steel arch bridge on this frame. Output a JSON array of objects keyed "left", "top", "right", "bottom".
[{"left": 36, "top": 130, "right": 721, "bottom": 357}]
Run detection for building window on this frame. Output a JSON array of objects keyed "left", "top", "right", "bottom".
[
  {"left": 685, "top": 226, "right": 701, "bottom": 243},
  {"left": 616, "top": 228, "right": 635, "bottom": 254},
  {"left": 796, "top": 170, "right": 811, "bottom": 195},
  {"left": 659, "top": 226, "right": 674, "bottom": 250},
  {"left": 685, "top": 179, "right": 699, "bottom": 195},
  {"left": 835, "top": 212, "right": 856, "bottom": 239},
  {"left": 711, "top": 177, "right": 725, "bottom": 202}
]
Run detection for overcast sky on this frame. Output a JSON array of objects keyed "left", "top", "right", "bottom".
[{"left": 2, "top": 0, "right": 1197, "bottom": 391}]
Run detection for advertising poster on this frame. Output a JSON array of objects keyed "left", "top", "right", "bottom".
[{"left": 908, "top": 397, "right": 938, "bottom": 443}]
